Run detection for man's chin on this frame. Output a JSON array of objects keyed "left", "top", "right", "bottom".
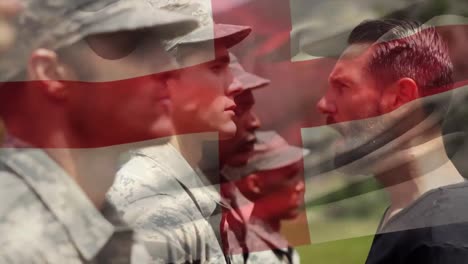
[
  {"left": 150, "top": 118, "right": 175, "bottom": 140},
  {"left": 281, "top": 209, "right": 301, "bottom": 220},
  {"left": 217, "top": 122, "right": 237, "bottom": 140}
]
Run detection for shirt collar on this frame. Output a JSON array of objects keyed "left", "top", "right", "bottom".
[
  {"left": 0, "top": 147, "right": 115, "bottom": 260},
  {"left": 222, "top": 182, "right": 254, "bottom": 221},
  {"left": 246, "top": 217, "right": 290, "bottom": 252}
]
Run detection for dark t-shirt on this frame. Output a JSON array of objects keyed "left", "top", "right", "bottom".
[{"left": 366, "top": 181, "right": 468, "bottom": 264}]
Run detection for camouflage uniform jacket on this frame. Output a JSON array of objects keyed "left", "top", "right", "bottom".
[
  {"left": 0, "top": 144, "right": 151, "bottom": 263},
  {"left": 108, "top": 142, "right": 227, "bottom": 263}
]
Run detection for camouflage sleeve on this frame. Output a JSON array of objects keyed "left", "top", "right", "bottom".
[
  {"left": 0, "top": 171, "right": 49, "bottom": 263},
  {"left": 125, "top": 194, "right": 211, "bottom": 263},
  {"left": 0, "top": 171, "right": 80, "bottom": 263},
  {"left": 110, "top": 154, "right": 225, "bottom": 263},
  {"left": 130, "top": 237, "right": 153, "bottom": 264}
]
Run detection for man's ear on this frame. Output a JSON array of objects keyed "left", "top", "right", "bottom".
[
  {"left": 381, "top": 78, "right": 419, "bottom": 113},
  {"left": 28, "top": 49, "right": 70, "bottom": 100},
  {"left": 245, "top": 174, "right": 262, "bottom": 195}
]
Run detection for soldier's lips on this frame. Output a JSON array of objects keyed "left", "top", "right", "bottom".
[
  {"left": 224, "top": 104, "right": 237, "bottom": 117},
  {"left": 224, "top": 110, "right": 235, "bottom": 117},
  {"left": 291, "top": 192, "right": 304, "bottom": 207},
  {"left": 156, "top": 95, "right": 171, "bottom": 102},
  {"left": 237, "top": 135, "right": 256, "bottom": 152},
  {"left": 239, "top": 141, "right": 255, "bottom": 152},
  {"left": 225, "top": 105, "right": 236, "bottom": 110}
]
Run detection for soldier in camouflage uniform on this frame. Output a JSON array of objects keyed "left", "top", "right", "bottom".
[
  {"left": 216, "top": 53, "right": 270, "bottom": 263},
  {"left": 222, "top": 131, "right": 309, "bottom": 264},
  {"left": 0, "top": 0, "right": 197, "bottom": 263},
  {"left": 108, "top": 0, "right": 251, "bottom": 263}
]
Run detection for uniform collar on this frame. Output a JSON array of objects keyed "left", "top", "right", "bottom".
[
  {"left": 222, "top": 182, "right": 254, "bottom": 221},
  {"left": 246, "top": 217, "right": 290, "bottom": 252},
  {"left": 0, "top": 147, "right": 114, "bottom": 260},
  {"left": 137, "top": 142, "right": 222, "bottom": 217}
]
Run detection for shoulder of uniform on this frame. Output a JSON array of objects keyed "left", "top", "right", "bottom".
[
  {"left": 124, "top": 193, "right": 195, "bottom": 225},
  {"left": 109, "top": 153, "right": 183, "bottom": 208},
  {"left": 0, "top": 170, "right": 36, "bottom": 214},
  {"left": 116, "top": 151, "right": 178, "bottom": 185},
  {"left": 0, "top": 171, "right": 53, "bottom": 263}
]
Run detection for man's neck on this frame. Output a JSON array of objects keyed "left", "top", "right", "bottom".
[
  {"left": 378, "top": 135, "right": 464, "bottom": 222},
  {"left": 6, "top": 124, "right": 121, "bottom": 209},
  {"left": 250, "top": 203, "right": 282, "bottom": 232},
  {"left": 46, "top": 147, "right": 121, "bottom": 209},
  {"left": 171, "top": 132, "right": 219, "bottom": 169},
  {"left": 171, "top": 135, "right": 202, "bottom": 169}
]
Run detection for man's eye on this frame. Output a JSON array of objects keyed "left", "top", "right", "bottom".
[{"left": 335, "top": 83, "right": 347, "bottom": 94}]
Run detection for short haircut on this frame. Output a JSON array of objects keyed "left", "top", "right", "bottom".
[{"left": 348, "top": 19, "right": 453, "bottom": 97}]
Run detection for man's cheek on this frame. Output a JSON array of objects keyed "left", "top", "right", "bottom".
[{"left": 349, "top": 95, "right": 379, "bottom": 119}]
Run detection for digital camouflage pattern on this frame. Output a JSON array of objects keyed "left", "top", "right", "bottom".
[
  {"left": 108, "top": 141, "right": 226, "bottom": 263},
  {"left": 148, "top": 0, "right": 251, "bottom": 54},
  {"left": 0, "top": 145, "right": 151, "bottom": 263}
]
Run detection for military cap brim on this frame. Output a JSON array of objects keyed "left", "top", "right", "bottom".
[
  {"left": 168, "top": 23, "right": 251, "bottom": 50},
  {"left": 222, "top": 131, "right": 310, "bottom": 180}
]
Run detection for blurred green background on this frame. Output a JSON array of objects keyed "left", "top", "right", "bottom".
[{"left": 295, "top": 174, "right": 388, "bottom": 264}]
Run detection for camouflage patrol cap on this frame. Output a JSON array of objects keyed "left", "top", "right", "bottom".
[
  {"left": 222, "top": 131, "right": 310, "bottom": 180},
  {"left": 230, "top": 53, "right": 270, "bottom": 91},
  {"left": 0, "top": 0, "right": 198, "bottom": 81},
  {"left": 148, "top": 0, "right": 251, "bottom": 51}
]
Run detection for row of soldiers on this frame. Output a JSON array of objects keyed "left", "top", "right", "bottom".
[
  {"left": 4, "top": 1, "right": 468, "bottom": 264},
  {"left": 0, "top": 0, "right": 306, "bottom": 263}
]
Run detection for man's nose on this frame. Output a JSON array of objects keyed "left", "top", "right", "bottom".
[
  {"left": 226, "top": 75, "right": 243, "bottom": 98},
  {"left": 247, "top": 112, "right": 261, "bottom": 130},
  {"left": 317, "top": 96, "right": 336, "bottom": 115},
  {"left": 295, "top": 180, "right": 305, "bottom": 193}
]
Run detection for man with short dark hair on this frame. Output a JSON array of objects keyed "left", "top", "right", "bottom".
[
  {"left": 0, "top": 1, "right": 197, "bottom": 262},
  {"left": 317, "top": 19, "right": 468, "bottom": 263}
]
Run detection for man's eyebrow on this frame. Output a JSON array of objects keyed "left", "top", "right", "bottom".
[{"left": 330, "top": 76, "right": 352, "bottom": 86}]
